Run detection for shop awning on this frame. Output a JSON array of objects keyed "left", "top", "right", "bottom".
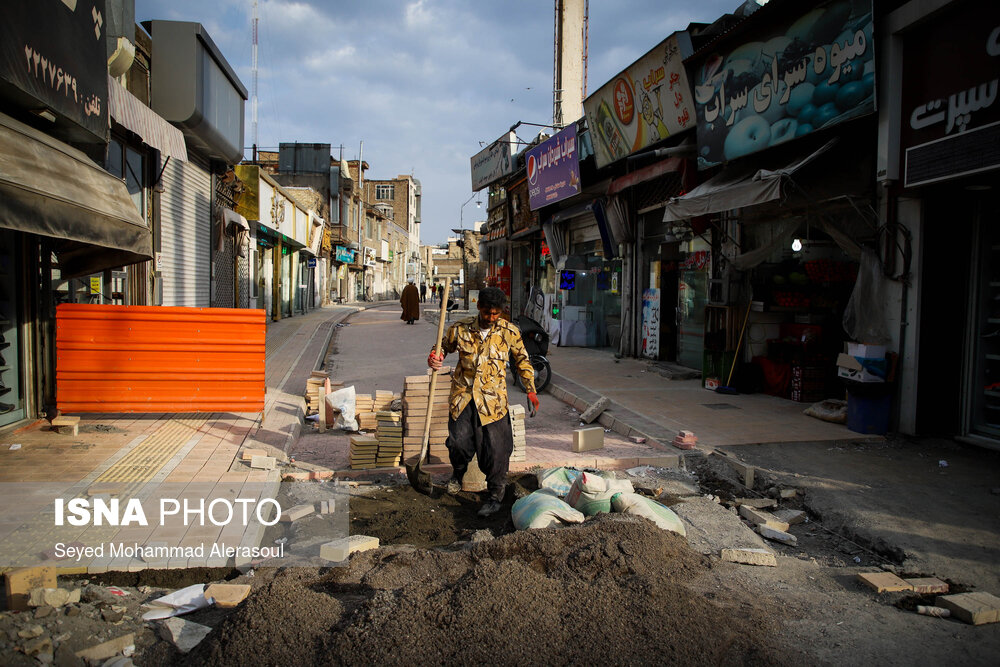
[
  {"left": 0, "top": 111, "right": 152, "bottom": 278},
  {"left": 661, "top": 139, "right": 836, "bottom": 222},
  {"left": 607, "top": 157, "right": 684, "bottom": 196},
  {"left": 107, "top": 74, "right": 188, "bottom": 161}
]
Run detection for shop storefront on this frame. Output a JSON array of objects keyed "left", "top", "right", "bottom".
[{"left": 885, "top": 0, "right": 1000, "bottom": 441}]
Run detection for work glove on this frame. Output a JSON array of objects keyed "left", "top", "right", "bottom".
[
  {"left": 527, "top": 392, "right": 540, "bottom": 417},
  {"left": 427, "top": 350, "right": 444, "bottom": 369}
]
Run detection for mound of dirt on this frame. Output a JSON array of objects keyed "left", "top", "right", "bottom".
[{"left": 179, "top": 516, "right": 801, "bottom": 666}]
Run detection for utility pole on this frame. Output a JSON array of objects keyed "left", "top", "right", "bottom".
[{"left": 251, "top": 0, "right": 259, "bottom": 159}]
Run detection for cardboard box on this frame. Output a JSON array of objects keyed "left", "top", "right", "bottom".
[
  {"left": 836, "top": 353, "right": 885, "bottom": 383},
  {"left": 848, "top": 342, "right": 886, "bottom": 359}
]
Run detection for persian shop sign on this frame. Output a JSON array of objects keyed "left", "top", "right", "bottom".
[
  {"left": 0, "top": 0, "right": 109, "bottom": 143},
  {"left": 526, "top": 124, "right": 580, "bottom": 211},
  {"left": 583, "top": 32, "right": 696, "bottom": 169},
  {"left": 692, "top": 0, "right": 874, "bottom": 169},
  {"left": 470, "top": 131, "right": 517, "bottom": 191}
]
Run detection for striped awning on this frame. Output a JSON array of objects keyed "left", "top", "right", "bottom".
[{"left": 107, "top": 74, "right": 188, "bottom": 161}]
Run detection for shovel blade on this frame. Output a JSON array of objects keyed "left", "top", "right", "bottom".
[{"left": 405, "top": 463, "right": 434, "bottom": 496}]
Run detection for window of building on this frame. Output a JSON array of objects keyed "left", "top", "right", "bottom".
[
  {"left": 375, "top": 203, "right": 394, "bottom": 220},
  {"left": 376, "top": 184, "right": 394, "bottom": 200},
  {"left": 106, "top": 137, "right": 146, "bottom": 218}
]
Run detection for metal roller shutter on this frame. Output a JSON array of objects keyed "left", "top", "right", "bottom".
[{"left": 160, "top": 157, "right": 211, "bottom": 306}]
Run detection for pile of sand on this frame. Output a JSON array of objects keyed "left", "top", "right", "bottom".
[{"left": 178, "top": 515, "right": 799, "bottom": 666}]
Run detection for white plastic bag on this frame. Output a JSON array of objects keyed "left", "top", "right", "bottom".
[
  {"left": 611, "top": 492, "right": 686, "bottom": 537},
  {"left": 325, "top": 385, "right": 358, "bottom": 431},
  {"left": 512, "top": 489, "right": 585, "bottom": 530}
]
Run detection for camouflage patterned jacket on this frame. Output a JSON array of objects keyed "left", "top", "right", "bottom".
[{"left": 438, "top": 315, "right": 536, "bottom": 425}]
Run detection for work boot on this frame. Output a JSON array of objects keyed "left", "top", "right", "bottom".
[
  {"left": 477, "top": 498, "right": 502, "bottom": 517},
  {"left": 446, "top": 478, "right": 461, "bottom": 495}
]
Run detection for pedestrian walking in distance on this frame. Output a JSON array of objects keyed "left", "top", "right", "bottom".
[
  {"left": 420, "top": 282, "right": 427, "bottom": 303},
  {"left": 427, "top": 287, "right": 539, "bottom": 517},
  {"left": 400, "top": 278, "right": 420, "bottom": 325}
]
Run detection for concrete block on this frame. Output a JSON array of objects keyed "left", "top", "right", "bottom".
[
  {"left": 51, "top": 415, "right": 80, "bottom": 435},
  {"left": 905, "top": 577, "right": 949, "bottom": 594},
  {"left": 772, "top": 509, "right": 807, "bottom": 525},
  {"left": 320, "top": 535, "right": 380, "bottom": 562},
  {"left": 28, "top": 587, "right": 80, "bottom": 608},
  {"left": 250, "top": 455, "right": 276, "bottom": 470},
  {"left": 204, "top": 583, "right": 251, "bottom": 608},
  {"left": 160, "top": 617, "right": 212, "bottom": 653},
  {"left": 579, "top": 397, "right": 610, "bottom": 424},
  {"left": 857, "top": 571, "right": 913, "bottom": 593},
  {"left": 637, "top": 455, "right": 681, "bottom": 468},
  {"left": 935, "top": 592, "right": 1000, "bottom": 625},
  {"left": 5, "top": 566, "right": 57, "bottom": 611},
  {"left": 572, "top": 426, "right": 604, "bottom": 452},
  {"left": 720, "top": 548, "right": 776, "bottom": 567},
  {"left": 736, "top": 497, "right": 777, "bottom": 509},
  {"left": 241, "top": 448, "right": 267, "bottom": 461},
  {"left": 739, "top": 505, "right": 790, "bottom": 532},
  {"left": 279, "top": 503, "right": 314, "bottom": 523}
]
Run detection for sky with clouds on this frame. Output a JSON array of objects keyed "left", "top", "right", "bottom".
[{"left": 135, "top": 0, "right": 738, "bottom": 243}]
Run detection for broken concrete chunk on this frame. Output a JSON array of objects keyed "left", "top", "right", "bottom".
[
  {"left": 779, "top": 488, "right": 800, "bottom": 498},
  {"left": 935, "top": 592, "right": 1000, "bottom": 625},
  {"left": 772, "top": 509, "right": 807, "bottom": 525},
  {"left": 28, "top": 587, "right": 80, "bottom": 609},
  {"left": 241, "top": 448, "right": 267, "bottom": 461},
  {"left": 736, "top": 497, "right": 777, "bottom": 509},
  {"left": 757, "top": 524, "right": 797, "bottom": 546},
  {"left": 75, "top": 633, "right": 134, "bottom": 661},
  {"left": 857, "top": 571, "right": 913, "bottom": 593},
  {"left": 738, "top": 505, "right": 790, "bottom": 532},
  {"left": 159, "top": 617, "right": 213, "bottom": 653},
  {"left": 579, "top": 397, "right": 610, "bottom": 424},
  {"left": 23, "top": 636, "right": 52, "bottom": 657},
  {"left": 249, "top": 455, "right": 276, "bottom": 470},
  {"left": 279, "top": 503, "right": 315, "bottom": 523},
  {"left": 905, "top": 577, "right": 949, "bottom": 594},
  {"left": 18, "top": 624, "right": 45, "bottom": 639},
  {"left": 204, "top": 584, "right": 251, "bottom": 608},
  {"left": 720, "top": 548, "right": 777, "bottom": 567}
]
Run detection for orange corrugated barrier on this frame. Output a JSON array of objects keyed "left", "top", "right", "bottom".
[{"left": 56, "top": 304, "right": 266, "bottom": 413}]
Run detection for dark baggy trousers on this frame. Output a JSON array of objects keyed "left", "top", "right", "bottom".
[{"left": 446, "top": 402, "right": 513, "bottom": 502}]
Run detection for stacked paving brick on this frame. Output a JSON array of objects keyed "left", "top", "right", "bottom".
[
  {"left": 375, "top": 411, "right": 403, "bottom": 467},
  {"left": 304, "top": 371, "right": 331, "bottom": 416},
  {"left": 509, "top": 404, "right": 526, "bottom": 463},
  {"left": 349, "top": 434, "right": 379, "bottom": 469},
  {"left": 402, "top": 370, "right": 451, "bottom": 465},
  {"left": 355, "top": 393, "right": 376, "bottom": 431}
]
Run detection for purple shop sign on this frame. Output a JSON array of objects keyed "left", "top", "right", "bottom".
[{"left": 526, "top": 125, "right": 581, "bottom": 211}]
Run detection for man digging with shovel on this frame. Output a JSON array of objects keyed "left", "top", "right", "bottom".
[{"left": 428, "top": 287, "right": 540, "bottom": 517}]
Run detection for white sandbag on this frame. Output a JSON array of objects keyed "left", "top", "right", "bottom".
[
  {"left": 325, "top": 385, "right": 358, "bottom": 431},
  {"left": 512, "top": 489, "right": 585, "bottom": 530},
  {"left": 565, "top": 472, "right": 633, "bottom": 517},
  {"left": 611, "top": 492, "right": 686, "bottom": 537},
  {"left": 536, "top": 467, "right": 582, "bottom": 497}
]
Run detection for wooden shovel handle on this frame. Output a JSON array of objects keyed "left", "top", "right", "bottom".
[{"left": 420, "top": 277, "right": 451, "bottom": 465}]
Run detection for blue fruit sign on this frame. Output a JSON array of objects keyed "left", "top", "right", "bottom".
[{"left": 691, "top": 0, "right": 875, "bottom": 169}]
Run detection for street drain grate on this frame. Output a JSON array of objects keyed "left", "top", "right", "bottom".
[{"left": 702, "top": 403, "right": 741, "bottom": 410}]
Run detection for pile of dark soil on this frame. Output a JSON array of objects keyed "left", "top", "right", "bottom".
[
  {"left": 348, "top": 475, "right": 537, "bottom": 548},
  {"left": 177, "top": 516, "right": 802, "bottom": 666}
]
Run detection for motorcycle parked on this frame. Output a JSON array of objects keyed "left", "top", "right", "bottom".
[{"left": 510, "top": 314, "right": 551, "bottom": 392}]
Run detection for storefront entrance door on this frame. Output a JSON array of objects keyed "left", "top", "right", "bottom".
[{"left": 677, "top": 244, "right": 711, "bottom": 370}]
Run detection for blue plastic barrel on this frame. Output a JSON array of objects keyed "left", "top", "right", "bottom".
[{"left": 846, "top": 392, "right": 891, "bottom": 435}]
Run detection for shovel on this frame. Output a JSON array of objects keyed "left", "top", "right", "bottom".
[{"left": 406, "top": 277, "right": 451, "bottom": 495}]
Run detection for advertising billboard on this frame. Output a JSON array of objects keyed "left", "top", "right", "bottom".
[
  {"left": 0, "top": 0, "right": 109, "bottom": 143},
  {"left": 526, "top": 124, "right": 581, "bottom": 211},
  {"left": 691, "top": 0, "right": 874, "bottom": 169},
  {"left": 470, "top": 131, "right": 517, "bottom": 191},
  {"left": 583, "top": 32, "right": 696, "bottom": 168}
]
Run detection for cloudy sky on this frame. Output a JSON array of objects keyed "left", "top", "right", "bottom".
[{"left": 135, "top": 0, "right": 738, "bottom": 243}]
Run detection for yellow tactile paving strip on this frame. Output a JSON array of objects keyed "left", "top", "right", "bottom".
[{"left": 93, "top": 414, "right": 208, "bottom": 484}]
